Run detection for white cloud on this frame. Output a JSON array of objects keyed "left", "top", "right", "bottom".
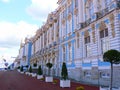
[
  {"left": 0, "top": 0, "right": 10, "bottom": 3},
  {"left": 26, "top": 0, "right": 58, "bottom": 22},
  {"left": 0, "top": 21, "right": 39, "bottom": 64}
]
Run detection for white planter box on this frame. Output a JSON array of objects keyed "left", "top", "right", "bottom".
[
  {"left": 28, "top": 73, "right": 32, "bottom": 76},
  {"left": 25, "top": 72, "right": 29, "bottom": 75},
  {"left": 37, "top": 75, "right": 43, "bottom": 79},
  {"left": 32, "top": 73, "right": 37, "bottom": 77},
  {"left": 45, "top": 76, "right": 53, "bottom": 82},
  {"left": 17, "top": 69, "right": 20, "bottom": 72},
  {"left": 20, "top": 72, "right": 24, "bottom": 74},
  {"left": 60, "top": 80, "right": 70, "bottom": 88}
]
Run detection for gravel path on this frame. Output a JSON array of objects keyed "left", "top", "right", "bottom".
[{"left": 0, "top": 70, "right": 99, "bottom": 90}]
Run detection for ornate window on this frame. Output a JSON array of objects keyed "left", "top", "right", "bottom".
[
  {"left": 85, "top": 0, "right": 94, "bottom": 19},
  {"left": 89, "top": 1, "right": 94, "bottom": 18},
  {"left": 77, "top": 32, "right": 80, "bottom": 48},
  {"left": 68, "top": 4, "right": 72, "bottom": 13},
  {"left": 69, "top": 43, "right": 72, "bottom": 61},
  {"left": 84, "top": 30, "right": 91, "bottom": 57},
  {"left": 63, "top": 46, "right": 66, "bottom": 61},
  {"left": 74, "top": 0, "right": 78, "bottom": 8},
  {"left": 85, "top": 36, "right": 91, "bottom": 57},
  {"left": 99, "top": 28, "right": 109, "bottom": 54},
  {"left": 105, "top": 0, "right": 111, "bottom": 7}
]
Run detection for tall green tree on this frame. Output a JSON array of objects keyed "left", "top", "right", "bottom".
[
  {"left": 29, "top": 66, "right": 32, "bottom": 73},
  {"left": 61, "top": 62, "right": 68, "bottom": 80},
  {"left": 103, "top": 49, "right": 120, "bottom": 90},
  {"left": 38, "top": 65, "right": 43, "bottom": 75},
  {"left": 46, "top": 62, "right": 53, "bottom": 76}
]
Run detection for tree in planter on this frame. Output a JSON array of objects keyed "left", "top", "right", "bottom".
[
  {"left": 103, "top": 49, "right": 120, "bottom": 90},
  {"left": 33, "top": 63, "right": 37, "bottom": 67},
  {"left": 29, "top": 66, "right": 32, "bottom": 73},
  {"left": 61, "top": 62, "right": 68, "bottom": 80},
  {"left": 60, "top": 62, "right": 70, "bottom": 88},
  {"left": 38, "top": 65, "right": 43, "bottom": 75},
  {"left": 20, "top": 66, "right": 23, "bottom": 72},
  {"left": 46, "top": 62, "right": 53, "bottom": 76}
]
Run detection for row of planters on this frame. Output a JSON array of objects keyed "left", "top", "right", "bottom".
[{"left": 17, "top": 62, "right": 85, "bottom": 90}]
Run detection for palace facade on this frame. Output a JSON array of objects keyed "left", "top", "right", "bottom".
[{"left": 17, "top": 0, "right": 120, "bottom": 87}]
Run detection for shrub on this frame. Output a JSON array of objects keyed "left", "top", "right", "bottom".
[
  {"left": 46, "top": 62, "right": 53, "bottom": 76},
  {"left": 38, "top": 65, "right": 43, "bottom": 75},
  {"left": 29, "top": 66, "right": 32, "bottom": 73},
  {"left": 40, "top": 78, "right": 44, "bottom": 81},
  {"left": 76, "top": 86, "right": 84, "bottom": 90},
  {"left": 53, "top": 80, "right": 57, "bottom": 84},
  {"left": 33, "top": 63, "right": 37, "bottom": 67},
  {"left": 61, "top": 62, "right": 68, "bottom": 80},
  {"left": 17, "top": 66, "right": 20, "bottom": 69},
  {"left": 20, "top": 66, "right": 23, "bottom": 72}
]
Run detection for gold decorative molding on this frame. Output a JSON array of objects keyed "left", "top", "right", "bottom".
[
  {"left": 74, "top": 8, "right": 78, "bottom": 15},
  {"left": 111, "top": 23, "right": 115, "bottom": 37},
  {"left": 62, "top": 18, "right": 65, "bottom": 25},
  {"left": 84, "top": 30, "right": 89, "bottom": 38},
  {"left": 67, "top": 13, "right": 72, "bottom": 21},
  {"left": 109, "top": 14, "right": 114, "bottom": 22},
  {"left": 67, "top": 0, "right": 71, "bottom": 6},
  {"left": 109, "top": 14, "right": 115, "bottom": 38},
  {"left": 99, "top": 21, "right": 106, "bottom": 31}
]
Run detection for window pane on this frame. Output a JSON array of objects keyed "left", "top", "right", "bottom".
[
  {"left": 105, "top": 28, "right": 108, "bottom": 37},
  {"left": 100, "top": 30, "right": 104, "bottom": 38}
]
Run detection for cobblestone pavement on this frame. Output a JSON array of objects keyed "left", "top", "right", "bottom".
[{"left": 0, "top": 70, "right": 99, "bottom": 90}]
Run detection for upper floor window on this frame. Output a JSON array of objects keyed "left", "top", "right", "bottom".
[
  {"left": 74, "top": 0, "right": 78, "bottom": 8},
  {"left": 105, "top": 0, "right": 111, "bottom": 6},
  {"left": 69, "top": 44, "right": 72, "bottom": 61},
  {"left": 63, "top": 46, "right": 66, "bottom": 61},
  {"left": 99, "top": 28, "right": 109, "bottom": 54},
  {"left": 89, "top": 2, "right": 94, "bottom": 17},
  {"left": 85, "top": 35, "right": 91, "bottom": 57},
  {"left": 68, "top": 4, "right": 72, "bottom": 13}
]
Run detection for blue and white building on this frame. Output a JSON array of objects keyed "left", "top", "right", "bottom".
[
  {"left": 19, "top": 38, "right": 32, "bottom": 67},
  {"left": 17, "top": 0, "right": 120, "bottom": 87}
]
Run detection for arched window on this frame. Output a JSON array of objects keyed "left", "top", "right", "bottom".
[
  {"left": 85, "top": 0, "right": 94, "bottom": 19},
  {"left": 84, "top": 30, "right": 91, "bottom": 57},
  {"left": 99, "top": 22, "right": 109, "bottom": 54},
  {"left": 89, "top": 1, "right": 94, "bottom": 18}
]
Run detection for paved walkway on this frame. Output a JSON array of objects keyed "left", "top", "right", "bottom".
[{"left": 0, "top": 70, "right": 99, "bottom": 90}]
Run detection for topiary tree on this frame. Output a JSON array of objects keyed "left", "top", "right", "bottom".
[
  {"left": 20, "top": 66, "right": 23, "bottom": 72},
  {"left": 33, "top": 63, "right": 37, "bottom": 67},
  {"left": 46, "top": 62, "right": 53, "bottom": 76},
  {"left": 38, "top": 65, "right": 43, "bottom": 75},
  {"left": 29, "top": 66, "right": 32, "bottom": 73},
  {"left": 103, "top": 49, "right": 120, "bottom": 90},
  {"left": 61, "top": 62, "right": 68, "bottom": 80}
]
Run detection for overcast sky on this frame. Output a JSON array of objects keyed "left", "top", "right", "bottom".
[{"left": 0, "top": 0, "right": 58, "bottom": 67}]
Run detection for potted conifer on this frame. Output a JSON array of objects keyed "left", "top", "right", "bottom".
[
  {"left": 37, "top": 65, "right": 43, "bottom": 79},
  {"left": 45, "top": 62, "right": 53, "bottom": 82},
  {"left": 28, "top": 66, "right": 32, "bottom": 76},
  {"left": 60, "top": 62, "right": 70, "bottom": 88},
  {"left": 20, "top": 66, "right": 24, "bottom": 74}
]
